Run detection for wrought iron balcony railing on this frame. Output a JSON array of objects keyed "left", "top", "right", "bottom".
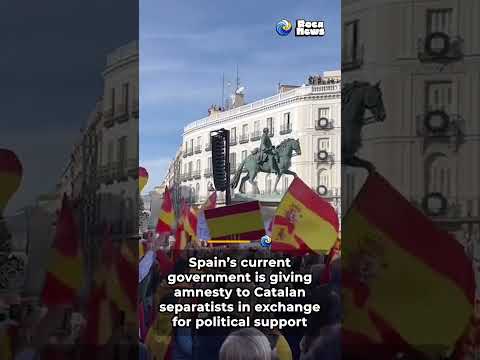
[
  {"left": 280, "top": 125, "right": 292, "bottom": 135},
  {"left": 194, "top": 145, "right": 202, "bottom": 154},
  {"left": 251, "top": 131, "right": 261, "bottom": 141},
  {"left": 239, "top": 134, "right": 249, "bottom": 144}
]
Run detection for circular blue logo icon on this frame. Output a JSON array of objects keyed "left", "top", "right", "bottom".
[
  {"left": 276, "top": 19, "right": 292, "bottom": 36},
  {"left": 260, "top": 235, "right": 272, "bottom": 248}
]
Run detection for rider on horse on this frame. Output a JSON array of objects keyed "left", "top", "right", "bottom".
[{"left": 259, "top": 128, "right": 280, "bottom": 175}]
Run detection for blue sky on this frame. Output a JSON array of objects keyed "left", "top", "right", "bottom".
[{"left": 140, "top": 0, "right": 340, "bottom": 193}]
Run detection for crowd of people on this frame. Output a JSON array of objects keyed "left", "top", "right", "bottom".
[{"left": 139, "top": 241, "right": 341, "bottom": 360}]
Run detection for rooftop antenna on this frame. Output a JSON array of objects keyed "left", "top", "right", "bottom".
[
  {"left": 221, "top": 72, "right": 225, "bottom": 109},
  {"left": 235, "top": 64, "right": 240, "bottom": 91}
]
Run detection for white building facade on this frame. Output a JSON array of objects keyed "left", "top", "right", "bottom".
[
  {"left": 342, "top": 1, "right": 480, "bottom": 241},
  {"left": 179, "top": 71, "right": 342, "bottom": 213}
]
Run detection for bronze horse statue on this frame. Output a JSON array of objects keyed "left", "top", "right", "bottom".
[
  {"left": 342, "top": 81, "right": 386, "bottom": 172},
  {"left": 231, "top": 138, "right": 301, "bottom": 194}
]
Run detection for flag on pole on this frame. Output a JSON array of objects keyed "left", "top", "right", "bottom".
[
  {"left": 270, "top": 177, "right": 339, "bottom": 255},
  {"left": 342, "top": 172, "right": 474, "bottom": 359},
  {"left": 156, "top": 186, "right": 174, "bottom": 234},
  {"left": 202, "top": 191, "right": 217, "bottom": 210},
  {"left": 183, "top": 205, "right": 198, "bottom": 240},
  {"left": 204, "top": 201, "right": 265, "bottom": 240},
  {"left": 42, "top": 194, "right": 84, "bottom": 306},
  {"left": 83, "top": 281, "right": 112, "bottom": 346}
]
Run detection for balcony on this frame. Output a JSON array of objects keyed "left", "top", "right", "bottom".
[
  {"left": 416, "top": 111, "right": 465, "bottom": 152},
  {"left": 181, "top": 174, "right": 188, "bottom": 182},
  {"left": 205, "top": 143, "right": 212, "bottom": 151},
  {"left": 187, "top": 149, "right": 194, "bottom": 157},
  {"left": 103, "top": 108, "right": 114, "bottom": 128},
  {"left": 268, "top": 129, "right": 274, "bottom": 137},
  {"left": 192, "top": 170, "right": 201, "bottom": 179},
  {"left": 315, "top": 151, "right": 335, "bottom": 167},
  {"left": 113, "top": 161, "right": 128, "bottom": 181},
  {"left": 204, "top": 169, "right": 212, "bottom": 177},
  {"left": 229, "top": 137, "right": 237, "bottom": 146},
  {"left": 417, "top": 34, "right": 463, "bottom": 64},
  {"left": 251, "top": 131, "right": 261, "bottom": 141},
  {"left": 229, "top": 163, "right": 237, "bottom": 173},
  {"left": 114, "top": 105, "right": 129, "bottom": 123},
  {"left": 412, "top": 194, "right": 461, "bottom": 219},
  {"left": 342, "top": 44, "right": 364, "bottom": 72},
  {"left": 127, "top": 158, "right": 138, "bottom": 178},
  {"left": 280, "top": 125, "right": 292, "bottom": 135},
  {"left": 239, "top": 134, "right": 249, "bottom": 144},
  {"left": 315, "top": 118, "right": 334, "bottom": 130},
  {"left": 131, "top": 101, "right": 139, "bottom": 118},
  {"left": 187, "top": 172, "right": 194, "bottom": 181},
  {"left": 194, "top": 145, "right": 202, "bottom": 154}
]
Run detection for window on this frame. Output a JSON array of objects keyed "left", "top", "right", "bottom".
[
  {"left": 107, "top": 141, "right": 114, "bottom": 165},
  {"left": 242, "top": 124, "right": 248, "bottom": 136},
  {"left": 426, "top": 154, "right": 451, "bottom": 196},
  {"left": 184, "top": 142, "right": 188, "bottom": 153},
  {"left": 230, "top": 127, "right": 237, "bottom": 141},
  {"left": 318, "top": 169, "right": 330, "bottom": 188},
  {"left": 188, "top": 161, "right": 193, "bottom": 174},
  {"left": 117, "top": 136, "right": 127, "bottom": 176},
  {"left": 110, "top": 88, "right": 115, "bottom": 113},
  {"left": 229, "top": 152, "right": 236, "bottom": 170},
  {"left": 318, "top": 108, "right": 330, "bottom": 119},
  {"left": 254, "top": 120, "right": 260, "bottom": 133},
  {"left": 427, "top": 9, "right": 453, "bottom": 35},
  {"left": 343, "top": 21, "right": 359, "bottom": 64},
  {"left": 425, "top": 81, "right": 452, "bottom": 112},
  {"left": 318, "top": 138, "right": 330, "bottom": 151},
  {"left": 197, "top": 136, "right": 202, "bottom": 148},
  {"left": 196, "top": 159, "right": 201, "bottom": 171},
  {"left": 122, "top": 83, "right": 129, "bottom": 113},
  {"left": 184, "top": 163, "right": 188, "bottom": 175},
  {"left": 195, "top": 183, "right": 200, "bottom": 201},
  {"left": 283, "top": 113, "right": 290, "bottom": 128},
  {"left": 190, "top": 139, "right": 194, "bottom": 153},
  {"left": 267, "top": 117, "right": 274, "bottom": 135},
  {"left": 207, "top": 157, "right": 212, "bottom": 171},
  {"left": 241, "top": 150, "right": 247, "bottom": 162}
]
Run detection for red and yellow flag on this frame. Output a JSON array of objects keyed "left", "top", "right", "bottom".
[
  {"left": 342, "top": 172, "right": 474, "bottom": 359},
  {"left": 183, "top": 205, "right": 198, "bottom": 240},
  {"left": 202, "top": 191, "right": 217, "bottom": 210},
  {"left": 204, "top": 201, "right": 265, "bottom": 240},
  {"left": 270, "top": 177, "right": 338, "bottom": 255},
  {"left": 0, "top": 149, "right": 22, "bottom": 214},
  {"left": 139, "top": 167, "right": 149, "bottom": 193},
  {"left": 83, "top": 281, "right": 112, "bottom": 346},
  {"left": 42, "top": 194, "right": 84, "bottom": 306},
  {"left": 156, "top": 187, "right": 174, "bottom": 234}
]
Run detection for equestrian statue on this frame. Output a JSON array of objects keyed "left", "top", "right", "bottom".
[
  {"left": 231, "top": 129, "right": 301, "bottom": 194},
  {"left": 342, "top": 81, "right": 386, "bottom": 172}
]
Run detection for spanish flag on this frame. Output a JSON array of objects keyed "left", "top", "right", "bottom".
[
  {"left": 145, "top": 312, "right": 174, "bottom": 360},
  {"left": 83, "top": 281, "right": 112, "bottom": 346},
  {"left": 156, "top": 186, "right": 174, "bottom": 234},
  {"left": 42, "top": 194, "right": 84, "bottom": 306},
  {"left": 270, "top": 177, "right": 338, "bottom": 255},
  {"left": 204, "top": 201, "right": 265, "bottom": 240},
  {"left": 342, "top": 172, "right": 474, "bottom": 359},
  {"left": 202, "top": 191, "right": 217, "bottom": 210},
  {"left": 183, "top": 205, "right": 198, "bottom": 240}
]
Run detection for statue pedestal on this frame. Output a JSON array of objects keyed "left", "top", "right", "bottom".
[{"left": 232, "top": 192, "right": 284, "bottom": 229}]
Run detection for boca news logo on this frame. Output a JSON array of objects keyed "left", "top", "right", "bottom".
[{"left": 276, "top": 19, "right": 326, "bottom": 37}]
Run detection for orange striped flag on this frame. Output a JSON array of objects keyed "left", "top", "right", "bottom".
[
  {"left": 271, "top": 177, "right": 338, "bottom": 255},
  {"left": 42, "top": 194, "right": 84, "bottom": 306},
  {"left": 342, "top": 172, "right": 474, "bottom": 359},
  {"left": 156, "top": 186, "right": 174, "bottom": 234},
  {"left": 204, "top": 201, "right": 265, "bottom": 240}
]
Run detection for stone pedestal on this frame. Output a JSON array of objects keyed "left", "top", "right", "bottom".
[{"left": 232, "top": 192, "right": 284, "bottom": 231}]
